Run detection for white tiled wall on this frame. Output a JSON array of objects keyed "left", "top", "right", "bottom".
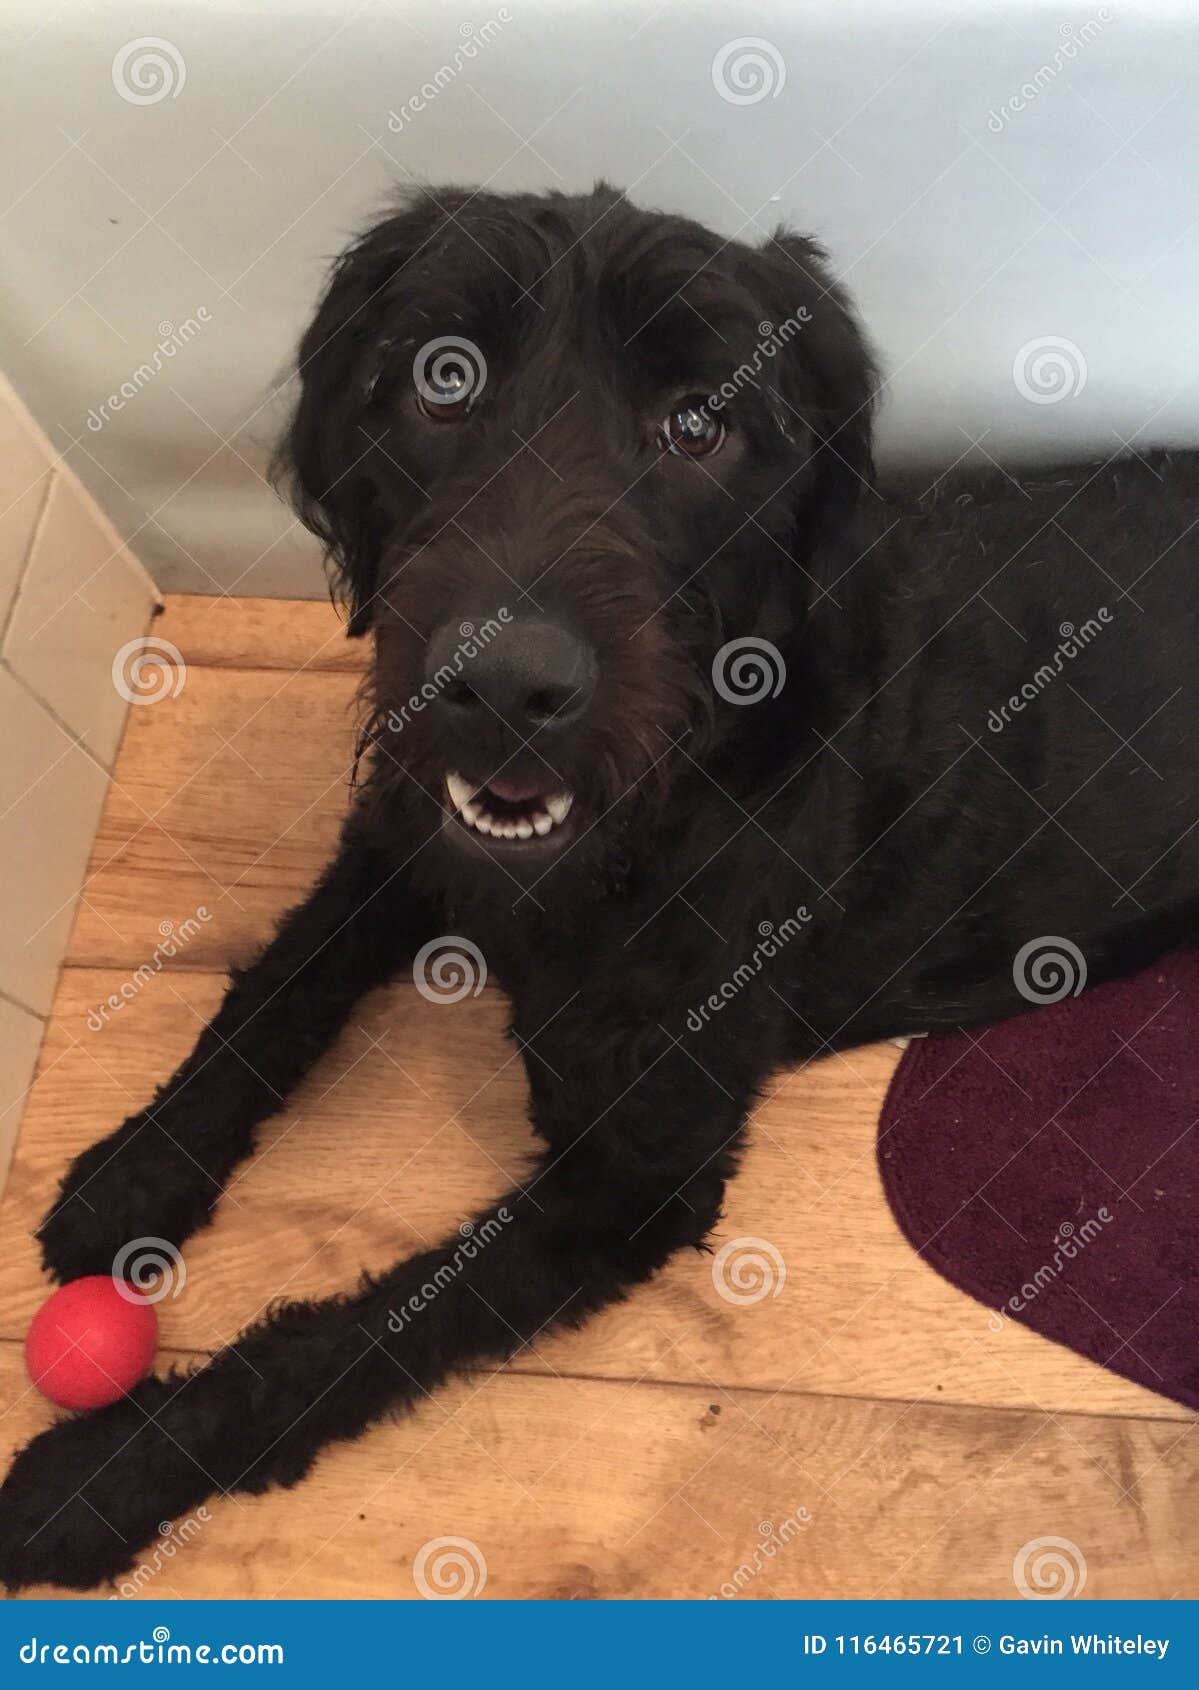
[{"left": 0, "top": 371, "right": 159, "bottom": 1189}]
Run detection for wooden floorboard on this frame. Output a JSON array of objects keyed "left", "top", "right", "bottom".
[
  {"left": 152, "top": 594, "right": 367, "bottom": 673},
  {"left": 3, "top": 593, "right": 1193, "bottom": 1600},
  {"left": 0, "top": 968, "right": 1177, "bottom": 1422},
  {"left": 1, "top": 1345, "right": 1194, "bottom": 1599},
  {"left": 65, "top": 666, "right": 360, "bottom": 972}
]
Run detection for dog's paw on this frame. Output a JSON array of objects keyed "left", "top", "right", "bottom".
[
  {"left": 0, "top": 1381, "right": 211, "bottom": 1592},
  {"left": 37, "top": 1125, "right": 211, "bottom": 1284},
  {"left": 37, "top": 1192, "right": 133, "bottom": 1284}
]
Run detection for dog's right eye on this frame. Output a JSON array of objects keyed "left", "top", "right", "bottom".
[
  {"left": 659, "top": 397, "right": 726, "bottom": 459},
  {"left": 412, "top": 341, "right": 487, "bottom": 422}
]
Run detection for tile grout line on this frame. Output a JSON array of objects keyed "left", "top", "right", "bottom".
[
  {"left": 0, "top": 464, "right": 57, "bottom": 651},
  {"left": 0, "top": 986, "right": 46, "bottom": 1023}
]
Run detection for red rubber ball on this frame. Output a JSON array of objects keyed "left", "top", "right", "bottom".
[{"left": 25, "top": 1276, "right": 157, "bottom": 1410}]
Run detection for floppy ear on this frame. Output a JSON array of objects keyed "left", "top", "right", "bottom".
[
  {"left": 273, "top": 198, "right": 447, "bottom": 636},
  {"left": 751, "top": 230, "right": 879, "bottom": 546}
]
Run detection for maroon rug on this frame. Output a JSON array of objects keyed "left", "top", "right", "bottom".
[{"left": 878, "top": 949, "right": 1199, "bottom": 1411}]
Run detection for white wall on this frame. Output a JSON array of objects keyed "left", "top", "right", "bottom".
[
  {"left": 2, "top": 0, "right": 1197, "bottom": 598},
  {"left": 0, "top": 373, "right": 158, "bottom": 1188}
]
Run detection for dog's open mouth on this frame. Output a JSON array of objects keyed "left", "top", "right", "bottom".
[{"left": 445, "top": 771, "right": 574, "bottom": 845}]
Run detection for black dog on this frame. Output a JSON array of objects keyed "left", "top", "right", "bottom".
[{"left": 1, "top": 183, "right": 1196, "bottom": 1591}]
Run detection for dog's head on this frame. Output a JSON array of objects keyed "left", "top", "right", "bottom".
[{"left": 278, "top": 183, "right": 876, "bottom": 899}]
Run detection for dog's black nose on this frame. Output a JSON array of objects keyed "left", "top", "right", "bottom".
[{"left": 425, "top": 615, "right": 597, "bottom": 731}]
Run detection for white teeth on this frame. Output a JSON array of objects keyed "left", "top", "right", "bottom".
[
  {"left": 446, "top": 772, "right": 477, "bottom": 812},
  {"left": 446, "top": 773, "right": 575, "bottom": 844}
]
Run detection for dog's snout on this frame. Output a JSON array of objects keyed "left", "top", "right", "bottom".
[{"left": 425, "top": 615, "right": 597, "bottom": 731}]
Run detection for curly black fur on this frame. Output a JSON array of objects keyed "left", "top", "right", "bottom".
[{"left": 2, "top": 183, "right": 1196, "bottom": 1591}]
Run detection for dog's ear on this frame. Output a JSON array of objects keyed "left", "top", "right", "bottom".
[
  {"left": 749, "top": 230, "right": 878, "bottom": 544},
  {"left": 274, "top": 199, "right": 447, "bottom": 636}
]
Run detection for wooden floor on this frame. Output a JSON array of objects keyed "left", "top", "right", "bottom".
[{"left": 1, "top": 595, "right": 1195, "bottom": 1599}]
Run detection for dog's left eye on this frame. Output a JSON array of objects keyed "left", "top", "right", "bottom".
[
  {"left": 415, "top": 369, "right": 476, "bottom": 420},
  {"left": 659, "top": 398, "right": 725, "bottom": 459}
]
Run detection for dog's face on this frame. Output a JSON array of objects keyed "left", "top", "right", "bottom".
[{"left": 279, "top": 184, "right": 875, "bottom": 899}]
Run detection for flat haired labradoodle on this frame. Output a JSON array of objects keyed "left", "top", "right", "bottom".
[{"left": 1, "top": 184, "right": 1196, "bottom": 1588}]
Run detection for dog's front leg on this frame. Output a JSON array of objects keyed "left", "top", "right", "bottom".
[
  {"left": 0, "top": 1016, "right": 762, "bottom": 1591},
  {"left": 37, "top": 821, "right": 440, "bottom": 1283}
]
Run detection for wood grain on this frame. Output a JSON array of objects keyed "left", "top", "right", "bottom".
[
  {"left": 5, "top": 593, "right": 1193, "bottom": 1602},
  {"left": 1, "top": 1344, "right": 1194, "bottom": 1600},
  {"left": 0, "top": 969, "right": 1178, "bottom": 1422},
  {"left": 152, "top": 595, "right": 368, "bottom": 673},
  {"left": 65, "top": 667, "right": 361, "bottom": 972}
]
